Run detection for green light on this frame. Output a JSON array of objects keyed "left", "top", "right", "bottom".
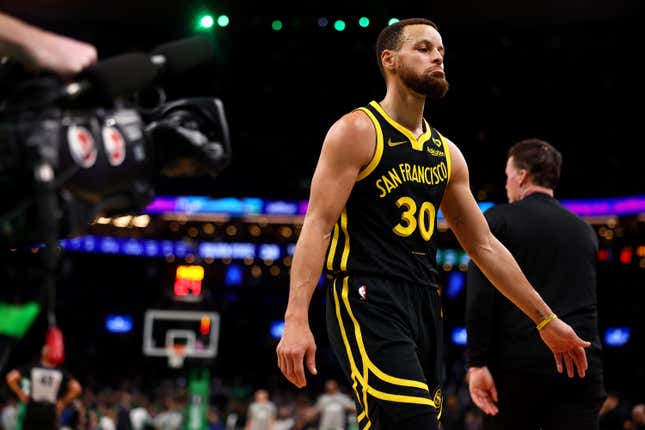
[
  {"left": 272, "top": 20, "right": 283, "bottom": 31},
  {"left": 388, "top": 18, "right": 400, "bottom": 25},
  {"left": 358, "top": 17, "right": 370, "bottom": 28},
  {"left": 334, "top": 19, "right": 346, "bottom": 31},
  {"left": 217, "top": 15, "right": 229, "bottom": 27},
  {"left": 198, "top": 15, "right": 214, "bottom": 29}
]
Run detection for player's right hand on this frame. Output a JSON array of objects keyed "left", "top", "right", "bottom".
[
  {"left": 276, "top": 321, "right": 318, "bottom": 388},
  {"left": 539, "top": 318, "right": 590, "bottom": 378}
]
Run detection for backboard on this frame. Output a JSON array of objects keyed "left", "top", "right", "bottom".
[{"left": 142, "top": 309, "right": 220, "bottom": 366}]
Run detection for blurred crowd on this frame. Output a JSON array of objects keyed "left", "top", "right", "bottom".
[{"left": 0, "top": 372, "right": 643, "bottom": 430}]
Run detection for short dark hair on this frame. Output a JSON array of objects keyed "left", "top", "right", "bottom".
[
  {"left": 508, "top": 138, "right": 562, "bottom": 189},
  {"left": 375, "top": 18, "right": 438, "bottom": 78}
]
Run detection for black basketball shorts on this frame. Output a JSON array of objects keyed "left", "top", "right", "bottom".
[{"left": 326, "top": 275, "right": 444, "bottom": 429}]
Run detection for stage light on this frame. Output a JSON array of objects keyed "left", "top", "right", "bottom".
[
  {"left": 358, "top": 17, "right": 370, "bottom": 28},
  {"left": 597, "top": 249, "right": 610, "bottom": 262},
  {"left": 272, "top": 20, "right": 283, "bottom": 31},
  {"left": 217, "top": 15, "right": 230, "bottom": 27},
  {"left": 132, "top": 215, "right": 150, "bottom": 228},
  {"left": 270, "top": 321, "right": 285, "bottom": 339},
  {"left": 637, "top": 245, "right": 645, "bottom": 258},
  {"left": 443, "top": 249, "right": 457, "bottom": 268},
  {"left": 604, "top": 327, "right": 630, "bottom": 347},
  {"left": 259, "top": 244, "right": 280, "bottom": 261},
  {"left": 451, "top": 327, "right": 467, "bottom": 346},
  {"left": 225, "top": 264, "right": 243, "bottom": 286},
  {"left": 105, "top": 315, "right": 133, "bottom": 333},
  {"left": 446, "top": 272, "right": 465, "bottom": 299},
  {"left": 334, "top": 20, "right": 346, "bottom": 31},
  {"left": 197, "top": 14, "right": 214, "bottom": 30},
  {"left": 388, "top": 18, "right": 400, "bottom": 25},
  {"left": 619, "top": 247, "right": 633, "bottom": 265}
]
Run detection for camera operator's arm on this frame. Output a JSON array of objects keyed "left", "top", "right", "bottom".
[{"left": 0, "top": 12, "right": 97, "bottom": 78}]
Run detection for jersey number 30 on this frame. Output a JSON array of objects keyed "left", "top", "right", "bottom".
[{"left": 392, "top": 196, "right": 436, "bottom": 241}]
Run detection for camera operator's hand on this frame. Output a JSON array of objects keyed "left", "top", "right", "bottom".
[{"left": 0, "top": 12, "right": 97, "bottom": 79}]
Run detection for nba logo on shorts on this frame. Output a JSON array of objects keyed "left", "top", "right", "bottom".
[{"left": 358, "top": 285, "right": 367, "bottom": 300}]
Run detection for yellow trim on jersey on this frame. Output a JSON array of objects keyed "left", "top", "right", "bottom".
[
  {"left": 326, "top": 223, "right": 340, "bottom": 271},
  {"left": 339, "top": 210, "right": 350, "bottom": 271},
  {"left": 420, "top": 118, "right": 433, "bottom": 150},
  {"left": 363, "top": 354, "right": 370, "bottom": 430},
  {"left": 436, "top": 130, "right": 452, "bottom": 182},
  {"left": 369, "top": 101, "right": 432, "bottom": 152},
  {"left": 333, "top": 277, "right": 439, "bottom": 414},
  {"left": 356, "top": 107, "right": 384, "bottom": 181},
  {"left": 326, "top": 210, "right": 350, "bottom": 272},
  {"left": 332, "top": 279, "right": 372, "bottom": 428},
  {"left": 367, "top": 386, "right": 439, "bottom": 406}
]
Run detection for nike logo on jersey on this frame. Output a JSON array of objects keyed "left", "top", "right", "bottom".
[
  {"left": 387, "top": 138, "right": 407, "bottom": 147},
  {"left": 432, "top": 137, "right": 443, "bottom": 147}
]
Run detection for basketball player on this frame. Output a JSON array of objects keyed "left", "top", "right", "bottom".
[
  {"left": 277, "top": 18, "right": 590, "bottom": 429},
  {"left": 6, "top": 345, "right": 82, "bottom": 430}
]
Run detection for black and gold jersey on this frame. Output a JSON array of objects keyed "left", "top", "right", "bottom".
[{"left": 324, "top": 101, "right": 451, "bottom": 288}]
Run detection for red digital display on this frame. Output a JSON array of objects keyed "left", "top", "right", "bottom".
[{"left": 173, "top": 265, "right": 204, "bottom": 298}]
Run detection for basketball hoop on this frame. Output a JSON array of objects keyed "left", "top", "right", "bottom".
[
  {"left": 142, "top": 310, "right": 220, "bottom": 365},
  {"left": 167, "top": 344, "right": 189, "bottom": 368}
]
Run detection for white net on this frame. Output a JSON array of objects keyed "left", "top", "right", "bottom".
[{"left": 167, "top": 345, "right": 188, "bottom": 368}]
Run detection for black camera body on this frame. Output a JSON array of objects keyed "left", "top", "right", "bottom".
[{"left": 0, "top": 38, "right": 231, "bottom": 247}]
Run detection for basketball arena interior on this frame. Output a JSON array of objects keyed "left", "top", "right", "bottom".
[{"left": 0, "top": 0, "right": 642, "bottom": 429}]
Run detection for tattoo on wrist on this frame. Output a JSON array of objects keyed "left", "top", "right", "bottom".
[{"left": 535, "top": 308, "right": 550, "bottom": 320}]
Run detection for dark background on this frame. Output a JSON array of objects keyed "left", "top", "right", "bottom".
[
  {"left": 1, "top": 0, "right": 642, "bottom": 201},
  {"left": 0, "top": 0, "right": 643, "bottom": 411}
]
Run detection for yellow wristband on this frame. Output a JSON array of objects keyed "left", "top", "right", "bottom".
[{"left": 536, "top": 313, "right": 558, "bottom": 331}]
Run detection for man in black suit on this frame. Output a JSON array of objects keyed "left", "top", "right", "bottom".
[{"left": 466, "top": 138, "right": 606, "bottom": 429}]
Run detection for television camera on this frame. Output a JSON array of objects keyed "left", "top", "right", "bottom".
[{"left": 0, "top": 35, "right": 231, "bottom": 247}]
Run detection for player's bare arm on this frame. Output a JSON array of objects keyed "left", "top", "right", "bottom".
[
  {"left": 440, "top": 140, "right": 590, "bottom": 377},
  {"left": 440, "top": 141, "right": 553, "bottom": 321},
  {"left": 276, "top": 110, "right": 375, "bottom": 388}
]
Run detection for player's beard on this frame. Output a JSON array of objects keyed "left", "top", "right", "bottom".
[{"left": 400, "top": 66, "right": 449, "bottom": 100}]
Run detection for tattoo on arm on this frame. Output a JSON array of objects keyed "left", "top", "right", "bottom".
[{"left": 452, "top": 214, "right": 465, "bottom": 228}]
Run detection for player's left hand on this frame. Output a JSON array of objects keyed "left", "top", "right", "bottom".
[{"left": 539, "top": 318, "right": 590, "bottom": 378}]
